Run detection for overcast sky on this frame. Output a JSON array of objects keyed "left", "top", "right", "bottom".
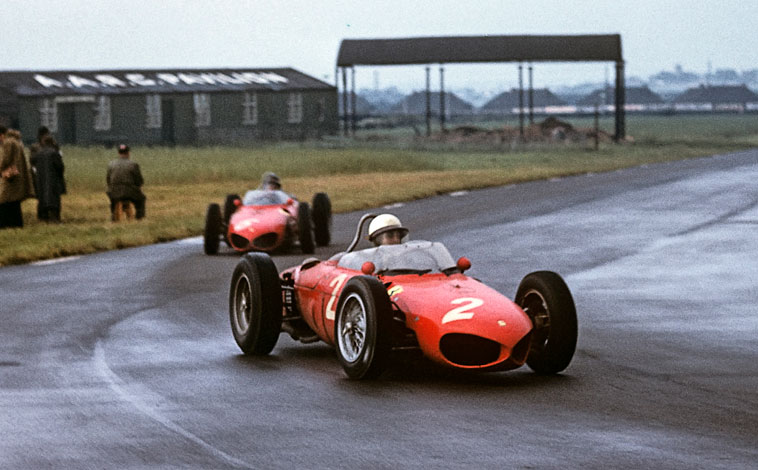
[{"left": 3, "top": 0, "right": 756, "bottom": 92}]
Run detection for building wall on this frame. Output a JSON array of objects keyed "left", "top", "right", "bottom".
[{"left": 15, "top": 89, "right": 337, "bottom": 146}]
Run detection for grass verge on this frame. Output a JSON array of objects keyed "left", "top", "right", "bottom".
[{"left": 2, "top": 114, "right": 757, "bottom": 266}]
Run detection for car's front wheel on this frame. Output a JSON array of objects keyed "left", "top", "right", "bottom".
[
  {"left": 203, "top": 203, "right": 222, "bottom": 255},
  {"left": 515, "top": 271, "right": 577, "bottom": 374},
  {"left": 229, "top": 253, "right": 283, "bottom": 355},
  {"left": 297, "top": 202, "right": 315, "bottom": 254},
  {"left": 334, "top": 276, "right": 393, "bottom": 379}
]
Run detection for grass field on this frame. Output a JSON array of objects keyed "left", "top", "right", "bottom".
[{"left": 1, "top": 113, "right": 756, "bottom": 266}]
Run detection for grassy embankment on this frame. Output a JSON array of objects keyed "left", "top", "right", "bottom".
[{"left": 1, "top": 114, "right": 757, "bottom": 266}]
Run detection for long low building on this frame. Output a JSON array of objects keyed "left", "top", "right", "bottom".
[{"left": 0, "top": 68, "right": 338, "bottom": 145}]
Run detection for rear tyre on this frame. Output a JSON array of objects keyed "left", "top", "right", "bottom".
[
  {"left": 297, "top": 202, "right": 315, "bottom": 254},
  {"left": 229, "top": 253, "right": 283, "bottom": 355},
  {"left": 515, "top": 271, "right": 577, "bottom": 375},
  {"left": 312, "top": 192, "right": 332, "bottom": 247},
  {"left": 222, "top": 194, "right": 241, "bottom": 246},
  {"left": 203, "top": 203, "right": 222, "bottom": 255},
  {"left": 335, "top": 276, "right": 393, "bottom": 380}
]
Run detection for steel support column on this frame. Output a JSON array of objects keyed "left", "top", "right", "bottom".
[
  {"left": 351, "top": 66, "right": 356, "bottom": 135},
  {"left": 439, "top": 65, "right": 446, "bottom": 132},
  {"left": 518, "top": 64, "right": 524, "bottom": 138},
  {"left": 341, "top": 67, "right": 348, "bottom": 137},
  {"left": 425, "top": 66, "right": 431, "bottom": 137},
  {"left": 528, "top": 63, "right": 534, "bottom": 124},
  {"left": 614, "top": 60, "right": 626, "bottom": 142}
]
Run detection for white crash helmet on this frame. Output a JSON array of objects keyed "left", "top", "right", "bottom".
[{"left": 368, "top": 213, "right": 409, "bottom": 242}]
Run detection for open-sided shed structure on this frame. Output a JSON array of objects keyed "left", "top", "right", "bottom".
[{"left": 337, "top": 34, "right": 625, "bottom": 140}]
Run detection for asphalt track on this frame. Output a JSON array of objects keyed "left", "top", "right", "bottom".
[{"left": 1, "top": 149, "right": 757, "bottom": 469}]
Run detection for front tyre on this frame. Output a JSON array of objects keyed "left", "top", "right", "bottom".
[
  {"left": 312, "top": 192, "right": 332, "bottom": 247},
  {"left": 334, "top": 276, "right": 393, "bottom": 380},
  {"left": 229, "top": 253, "right": 283, "bottom": 355},
  {"left": 222, "top": 194, "right": 241, "bottom": 246},
  {"left": 203, "top": 203, "right": 222, "bottom": 255},
  {"left": 297, "top": 202, "right": 315, "bottom": 254},
  {"left": 516, "top": 271, "right": 577, "bottom": 375}
]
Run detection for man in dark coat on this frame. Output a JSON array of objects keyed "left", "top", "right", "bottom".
[
  {"left": 106, "top": 144, "right": 146, "bottom": 219},
  {"left": 30, "top": 135, "right": 66, "bottom": 222}
]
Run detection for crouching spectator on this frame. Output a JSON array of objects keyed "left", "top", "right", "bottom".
[{"left": 107, "top": 144, "right": 145, "bottom": 220}]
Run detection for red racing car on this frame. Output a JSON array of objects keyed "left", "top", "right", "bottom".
[
  {"left": 228, "top": 214, "right": 577, "bottom": 379},
  {"left": 204, "top": 190, "right": 331, "bottom": 255}
]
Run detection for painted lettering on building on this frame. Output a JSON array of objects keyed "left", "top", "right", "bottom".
[{"left": 33, "top": 71, "right": 290, "bottom": 89}]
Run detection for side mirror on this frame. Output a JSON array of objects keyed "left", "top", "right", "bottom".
[
  {"left": 233, "top": 198, "right": 242, "bottom": 207},
  {"left": 456, "top": 257, "right": 471, "bottom": 272},
  {"left": 361, "top": 261, "right": 376, "bottom": 275},
  {"left": 286, "top": 198, "right": 294, "bottom": 206}
]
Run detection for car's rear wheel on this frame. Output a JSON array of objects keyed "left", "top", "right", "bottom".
[
  {"left": 297, "top": 202, "right": 315, "bottom": 254},
  {"left": 312, "top": 192, "right": 332, "bottom": 247},
  {"left": 335, "top": 276, "right": 393, "bottom": 380},
  {"left": 203, "top": 203, "right": 222, "bottom": 255},
  {"left": 229, "top": 253, "right": 283, "bottom": 355},
  {"left": 515, "top": 271, "right": 577, "bottom": 374},
  {"left": 222, "top": 194, "right": 240, "bottom": 246}
]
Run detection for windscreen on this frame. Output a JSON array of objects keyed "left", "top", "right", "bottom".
[
  {"left": 242, "top": 189, "right": 290, "bottom": 206},
  {"left": 338, "top": 240, "right": 456, "bottom": 274}
]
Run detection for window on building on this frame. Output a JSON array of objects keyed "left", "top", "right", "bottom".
[
  {"left": 39, "top": 98, "right": 58, "bottom": 132},
  {"left": 93, "top": 96, "right": 112, "bottom": 131},
  {"left": 145, "top": 94, "right": 162, "bottom": 129},
  {"left": 287, "top": 92, "right": 303, "bottom": 124},
  {"left": 194, "top": 93, "right": 211, "bottom": 127},
  {"left": 242, "top": 92, "right": 258, "bottom": 125},
  {"left": 318, "top": 97, "right": 326, "bottom": 123}
]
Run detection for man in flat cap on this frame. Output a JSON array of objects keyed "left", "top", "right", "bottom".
[{"left": 106, "top": 144, "right": 146, "bottom": 220}]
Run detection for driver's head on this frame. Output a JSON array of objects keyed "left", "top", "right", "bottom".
[
  {"left": 368, "top": 214, "right": 409, "bottom": 246},
  {"left": 260, "top": 172, "right": 281, "bottom": 190}
]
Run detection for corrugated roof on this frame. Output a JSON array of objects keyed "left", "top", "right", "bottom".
[
  {"left": 672, "top": 85, "right": 758, "bottom": 103},
  {"left": 0, "top": 68, "right": 335, "bottom": 96},
  {"left": 337, "top": 35, "right": 622, "bottom": 66}
]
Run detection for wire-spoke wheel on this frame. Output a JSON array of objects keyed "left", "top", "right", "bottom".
[{"left": 334, "top": 276, "right": 393, "bottom": 380}]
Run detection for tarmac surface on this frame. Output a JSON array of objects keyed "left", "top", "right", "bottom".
[{"left": 1, "top": 149, "right": 757, "bottom": 469}]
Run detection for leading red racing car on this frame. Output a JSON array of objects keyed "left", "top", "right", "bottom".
[
  {"left": 204, "top": 190, "right": 331, "bottom": 255},
  {"left": 228, "top": 214, "right": 578, "bottom": 379}
]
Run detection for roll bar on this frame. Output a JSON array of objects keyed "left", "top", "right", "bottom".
[{"left": 346, "top": 213, "right": 377, "bottom": 252}]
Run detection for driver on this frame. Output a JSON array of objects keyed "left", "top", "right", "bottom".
[
  {"left": 368, "top": 213, "right": 409, "bottom": 246},
  {"left": 259, "top": 172, "right": 282, "bottom": 190}
]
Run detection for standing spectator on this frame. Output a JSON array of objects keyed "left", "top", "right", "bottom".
[
  {"left": 0, "top": 128, "right": 35, "bottom": 228},
  {"left": 106, "top": 144, "right": 146, "bottom": 220},
  {"left": 30, "top": 135, "right": 66, "bottom": 222}
]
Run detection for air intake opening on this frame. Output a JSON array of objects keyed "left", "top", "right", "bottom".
[
  {"left": 253, "top": 233, "right": 278, "bottom": 249},
  {"left": 439, "top": 334, "right": 501, "bottom": 366}
]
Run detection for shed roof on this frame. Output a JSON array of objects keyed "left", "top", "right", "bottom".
[
  {"left": 672, "top": 85, "right": 758, "bottom": 104},
  {"left": 577, "top": 86, "right": 664, "bottom": 106},
  {"left": 0, "top": 68, "right": 335, "bottom": 97},
  {"left": 480, "top": 88, "right": 566, "bottom": 110},
  {"left": 337, "top": 35, "right": 622, "bottom": 66}
]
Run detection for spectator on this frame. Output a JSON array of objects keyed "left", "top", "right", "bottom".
[
  {"left": 30, "top": 135, "right": 66, "bottom": 222},
  {"left": 0, "top": 128, "right": 35, "bottom": 228},
  {"left": 106, "top": 144, "right": 146, "bottom": 220}
]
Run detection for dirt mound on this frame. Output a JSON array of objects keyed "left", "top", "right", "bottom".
[{"left": 434, "top": 117, "right": 616, "bottom": 144}]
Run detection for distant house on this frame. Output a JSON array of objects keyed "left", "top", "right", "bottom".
[
  {"left": 576, "top": 86, "right": 666, "bottom": 112},
  {"left": 672, "top": 85, "right": 758, "bottom": 112},
  {"left": 479, "top": 88, "right": 568, "bottom": 115},
  {"left": 389, "top": 91, "right": 474, "bottom": 116},
  {"left": 0, "top": 68, "right": 338, "bottom": 146}
]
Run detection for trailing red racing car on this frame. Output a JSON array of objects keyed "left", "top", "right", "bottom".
[
  {"left": 204, "top": 190, "right": 331, "bottom": 255},
  {"left": 228, "top": 214, "right": 578, "bottom": 380}
]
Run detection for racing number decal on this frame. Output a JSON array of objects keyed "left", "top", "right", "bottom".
[
  {"left": 441, "top": 298, "right": 484, "bottom": 324},
  {"left": 325, "top": 274, "right": 348, "bottom": 320}
]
